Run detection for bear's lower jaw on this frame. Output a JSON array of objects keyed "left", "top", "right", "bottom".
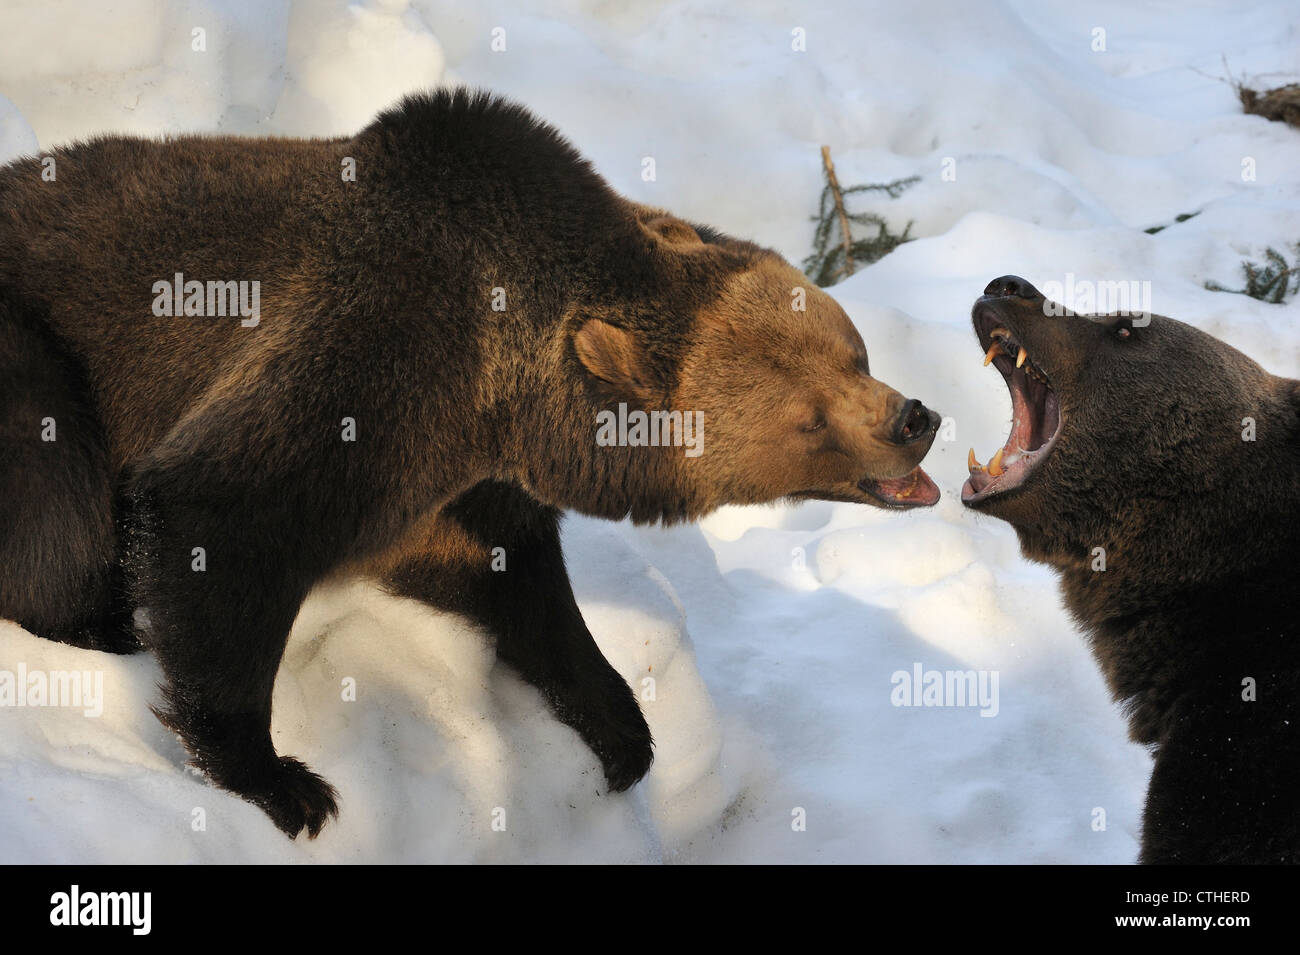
[
  {"left": 857, "top": 466, "right": 941, "bottom": 509},
  {"left": 787, "top": 466, "right": 940, "bottom": 509},
  {"left": 960, "top": 430, "right": 1058, "bottom": 505}
]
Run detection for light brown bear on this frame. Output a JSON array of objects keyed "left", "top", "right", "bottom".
[{"left": 0, "top": 88, "right": 940, "bottom": 836}]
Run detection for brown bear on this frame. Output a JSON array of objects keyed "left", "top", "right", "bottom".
[
  {"left": 0, "top": 88, "right": 941, "bottom": 838},
  {"left": 963, "top": 274, "right": 1300, "bottom": 864}
]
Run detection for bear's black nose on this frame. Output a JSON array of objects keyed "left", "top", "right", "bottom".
[
  {"left": 984, "top": 275, "right": 1039, "bottom": 299},
  {"left": 893, "top": 399, "right": 937, "bottom": 445}
]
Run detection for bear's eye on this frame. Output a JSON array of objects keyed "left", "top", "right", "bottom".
[
  {"left": 1113, "top": 318, "right": 1134, "bottom": 339},
  {"left": 801, "top": 414, "right": 827, "bottom": 434}
]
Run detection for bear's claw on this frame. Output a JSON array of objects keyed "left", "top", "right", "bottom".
[
  {"left": 247, "top": 756, "right": 340, "bottom": 839},
  {"left": 589, "top": 698, "right": 655, "bottom": 793}
]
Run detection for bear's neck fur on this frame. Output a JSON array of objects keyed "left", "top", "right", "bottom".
[{"left": 1041, "top": 450, "right": 1300, "bottom": 746}]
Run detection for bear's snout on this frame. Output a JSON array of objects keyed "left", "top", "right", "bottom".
[
  {"left": 983, "top": 274, "right": 1040, "bottom": 300},
  {"left": 892, "top": 398, "right": 939, "bottom": 446}
]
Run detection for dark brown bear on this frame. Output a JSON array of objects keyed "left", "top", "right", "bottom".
[
  {"left": 0, "top": 88, "right": 941, "bottom": 838},
  {"left": 963, "top": 274, "right": 1300, "bottom": 864}
]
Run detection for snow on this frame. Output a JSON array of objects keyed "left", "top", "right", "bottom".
[{"left": 2, "top": 0, "right": 1298, "bottom": 862}]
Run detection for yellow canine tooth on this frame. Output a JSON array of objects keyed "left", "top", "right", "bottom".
[
  {"left": 983, "top": 342, "right": 1002, "bottom": 366},
  {"left": 988, "top": 447, "right": 1005, "bottom": 477},
  {"left": 1016, "top": 347, "right": 1028, "bottom": 368},
  {"left": 968, "top": 447, "right": 982, "bottom": 472}
]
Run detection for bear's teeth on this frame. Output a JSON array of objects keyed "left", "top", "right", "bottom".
[
  {"left": 893, "top": 470, "right": 920, "bottom": 499},
  {"left": 968, "top": 447, "right": 983, "bottom": 472},
  {"left": 983, "top": 342, "right": 1002, "bottom": 366},
  {"left": 988, "top": 447, "right": 1006, "bottom": 477},
  {"left": 1016, "top": 347, "right": 1028, "bottom": 368}
]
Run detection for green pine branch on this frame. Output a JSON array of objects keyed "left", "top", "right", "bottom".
[
  {"left": 803, "top": 148, "right": 918, "bottom": 287},
  {"left": 1205, "top": 242, "right": 1300, "bottom": 304}
]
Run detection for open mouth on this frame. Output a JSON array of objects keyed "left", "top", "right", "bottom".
[
  {"left": 859, "top": 466, "right": 941, "bottom": 509},
  {"left": 961, "top": 311, "right": 1061, "bottom": 504}
]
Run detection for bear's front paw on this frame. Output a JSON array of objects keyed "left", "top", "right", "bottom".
[
  {"left": 599, "top": 730, "right": 655, "bottom": 793},
  {"left": 246, "top": 756, "right": 340, "bottom": 839},
  {"left": 586, "top": 692, "right": 654, "bottom": 793}
]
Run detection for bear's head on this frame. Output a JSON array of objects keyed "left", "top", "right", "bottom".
[
  {"left": 962, "top": 274, "right": 1300, "bottom": 579},
  {"left": 570, "top": 212, "right": 941, "bottom": 516}
]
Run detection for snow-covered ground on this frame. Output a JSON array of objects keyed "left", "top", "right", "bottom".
[{"left": 2, "top": 0, "right": 1298, "bottom": 863}]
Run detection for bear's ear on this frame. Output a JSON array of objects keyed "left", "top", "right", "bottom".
[
  {"left": 639, "top": 215, "right": 705, "bottom": 249},
  {"left": 573, "top": 319, "right": 661, "bottom": 404}
]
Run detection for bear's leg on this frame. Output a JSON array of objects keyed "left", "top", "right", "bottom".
[
  {"left": 0, "top": 297, "right": 136, "bottom": 653},
  {"left": 376, "top": 480, "right": 654, "bottom": 791},
  {"left": 129, "top": 449, "right": 361, "bottom": 837},
  {"left": 129, "top": 454, "right": 343, "bottom": 837},
  {"left": 120, "top": 359, "right": 437, "bottom": 839}
]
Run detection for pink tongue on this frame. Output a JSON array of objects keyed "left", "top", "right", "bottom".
[
  {"left": 875, "top": 471, "right": 920, "bottom": 495},
  {"left": 874, "top": 466, "right": 940, "bottom": 504}
]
